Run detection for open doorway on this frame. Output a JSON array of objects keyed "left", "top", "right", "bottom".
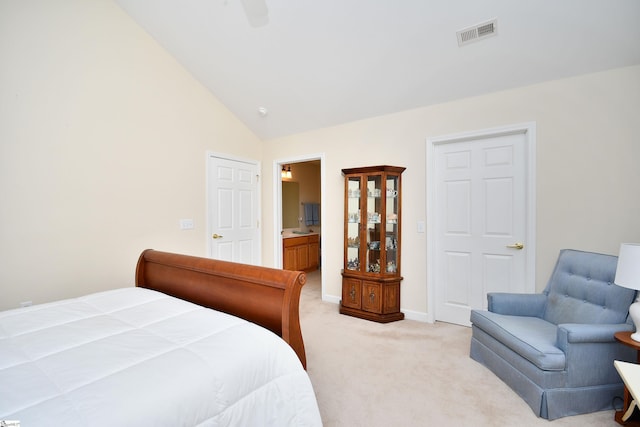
[{"left": 274, "top": 155, "right": 324, "bottom": 298}]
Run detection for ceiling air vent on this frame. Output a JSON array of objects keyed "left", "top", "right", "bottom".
[{"left": 456, "top": 18, "right": 497, "bottom": 47}]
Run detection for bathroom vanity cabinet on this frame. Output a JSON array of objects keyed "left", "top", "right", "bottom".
[{"left": 283, "top": 234, "right": 319, "bottom": 272}]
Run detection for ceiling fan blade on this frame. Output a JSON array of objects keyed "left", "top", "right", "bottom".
[{"left": 240, "top": 0, "right": 269, "bottom": 28}]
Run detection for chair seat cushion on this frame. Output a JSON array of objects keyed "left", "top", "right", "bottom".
[{"left": 470, "top": 310, "right": 565, "bottom": 371}]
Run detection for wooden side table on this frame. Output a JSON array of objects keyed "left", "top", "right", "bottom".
[
  {"left": 615, "top": 331, "right": 640, "bottom": 426},
  {"left": 616, "top": 332, "right": 640, "bottom": 363}
]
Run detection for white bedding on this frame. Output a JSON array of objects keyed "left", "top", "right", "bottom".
[{"left": 0, "top": 287, "right": 322, "bottom": 426}]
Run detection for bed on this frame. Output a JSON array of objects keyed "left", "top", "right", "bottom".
[{"left": 0, "top": 249, "right": 322, "bottom": 426}]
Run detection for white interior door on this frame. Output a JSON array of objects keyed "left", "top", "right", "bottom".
[
  {"left": 207, "top": 154, "right": 260, "bottom": 265},
  {"left": 431, "top": 126, "right": 535, "bottom": 326}
]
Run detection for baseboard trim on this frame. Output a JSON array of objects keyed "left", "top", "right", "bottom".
[
  {"left": 402, "top": 309, "right": 430, "bottom": 323},
  {"left": 322, "top": 295, "right": 431, "bottom": 323},
  {"left": 322, "top": 294, "right": 341, "bottom": 305}
]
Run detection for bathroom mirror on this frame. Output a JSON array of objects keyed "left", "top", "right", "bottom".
[{"left": 282, "top": 181, "right": 299, "bottom": 228}]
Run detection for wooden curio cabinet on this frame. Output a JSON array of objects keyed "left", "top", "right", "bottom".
[{"left": 340, "top": 165, "right": 405, "bottom": 323}]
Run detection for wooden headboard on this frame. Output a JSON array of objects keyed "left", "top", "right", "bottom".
[{"left": 135, "top": 249, "right": 307, "bottom": 369}]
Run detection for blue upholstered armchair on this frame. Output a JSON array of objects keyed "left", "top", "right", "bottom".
[{"left": 470, "top": 249, "right": 637, "bottom": 419}]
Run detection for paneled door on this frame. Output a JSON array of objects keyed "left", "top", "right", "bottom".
[
  {"left": 431, "top": 127, "right": 534, "bottom": 326},
  {"left": 207, "top": 154, "right": 260, "bottom": 265}
]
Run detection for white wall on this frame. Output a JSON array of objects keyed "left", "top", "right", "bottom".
[
  {"left": 2, "top": 1, "right": 638, "bottom": 319},
  {"left": 261, "top": 65, "right": 640, "bottom": 320},
  {"left": 0, "top": 0, "right": 261, "bottom": 310}
]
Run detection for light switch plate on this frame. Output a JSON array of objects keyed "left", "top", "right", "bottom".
[
  {"left": 179, "top": 219, "right": 194, "bottom": 230},
  {"left": 417, "top": 221, "right": 425, "bottom": 233}
]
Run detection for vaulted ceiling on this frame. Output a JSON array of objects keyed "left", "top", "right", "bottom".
[{"left": 115, "top": 0, "right": 640, "bottom": 140}]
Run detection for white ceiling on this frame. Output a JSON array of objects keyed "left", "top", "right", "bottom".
[{"left": 114, "top": 0, "right": 640, "bottom": 140}]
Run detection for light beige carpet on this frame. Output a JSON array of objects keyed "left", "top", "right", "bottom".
[{"left": 299, "top": 270, "right": 619, "bottom": 427}]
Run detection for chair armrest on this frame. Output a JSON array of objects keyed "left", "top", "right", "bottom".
[
  {"left": 557, "top": 323, "right": 636, "bottom": 387},
  {"left": 487, "top": 293, "right": 547, "bottom": 317},
  {"left": 557, "top": 323, "right": 634, "bottom": 346}
]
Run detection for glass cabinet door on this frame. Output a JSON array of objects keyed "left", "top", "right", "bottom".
[
  {"left": 365, "top": 174, "right": 382, "bottom": 273},
  {"left": 385, "top": 174, "right": 399, "bottom": 274},
  {"left": 346, "top": 176, "right": 361, "bottom": 271},
  {"left": 343, "top": 166, "right": 404, "bottom": 278}
]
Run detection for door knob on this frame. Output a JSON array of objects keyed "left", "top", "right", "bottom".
[
  {"left": 506, "top": 242, "right": 524, "bottom": 250},
  {"left": 212, "top": 233, "right": 224, "bottom": 239}
]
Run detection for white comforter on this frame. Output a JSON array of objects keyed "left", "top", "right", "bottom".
[{"left": 0, "top": 287, "right": 322, "bottom": 426}]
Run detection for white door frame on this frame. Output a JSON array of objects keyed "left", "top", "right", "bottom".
[
  {"left": 206, "top": 151, "right": 261, "bottom": 264},
  {"left": 425, "top": 122, "right": 536, "bottom": 323},
  {"left": 273, "top": 153, "right": 326, "bottom": 294}
]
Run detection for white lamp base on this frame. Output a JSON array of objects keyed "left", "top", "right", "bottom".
[{"left": 629, "top": 301, "right": 640, "bottom": 342}]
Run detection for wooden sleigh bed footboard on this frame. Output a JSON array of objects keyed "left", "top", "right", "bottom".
[{"left": 135, "top": 249, "right": 308, "bottom": 368}]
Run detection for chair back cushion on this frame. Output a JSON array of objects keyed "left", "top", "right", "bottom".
[{"left": 542, "top": 249, "right": 636, "bottom": 325}]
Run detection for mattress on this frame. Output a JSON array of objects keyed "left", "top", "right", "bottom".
[{"left": 0, "top": 287, "right": 322, "bottom": 426}]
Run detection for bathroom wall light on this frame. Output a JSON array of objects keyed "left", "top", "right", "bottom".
[{"left": 281, "top": 165, "right": 292, "bottom": 179}]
